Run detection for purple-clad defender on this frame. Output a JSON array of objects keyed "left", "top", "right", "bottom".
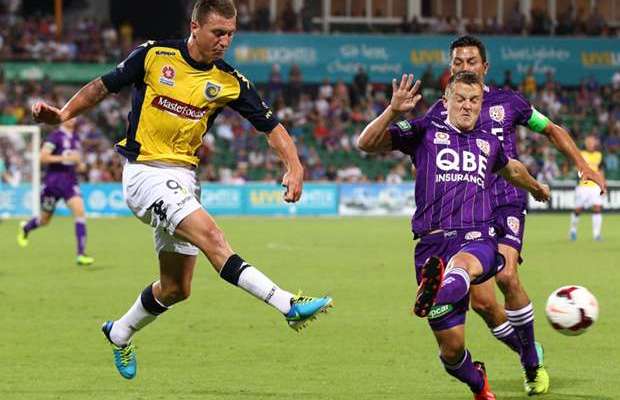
[
  {"left": 358, "top": 71, "right": 549, "bottom": 400},
  {"left": 17, "top": 118, "right": 94, "bottom": 266},
  {"left": 425, "top": 36, "right": 606, "bottom": 395}
]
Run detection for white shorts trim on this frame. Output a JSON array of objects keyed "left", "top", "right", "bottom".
[{"left": 123, "top": 162, "right": 202, "bottom": 255}]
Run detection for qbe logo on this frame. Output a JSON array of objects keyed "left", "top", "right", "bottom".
[{"left": 435, "top": 148, "right": 488, "bottom": 188}]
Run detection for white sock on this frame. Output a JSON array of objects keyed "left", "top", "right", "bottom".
[
  {"left": 570, "top": 212, "right": 579, "bottom": 233},
  {"left": 592, "top": 213, "right": 602, "bottom": 238},
  {"left": 110, "top": 295, "right": 159, "bottom": 346},
  {"left": 238, "top": 266, "right": 293, "bottom": 314}
]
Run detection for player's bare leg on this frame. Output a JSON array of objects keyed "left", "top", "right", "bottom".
[
  {"left": 67, "top": 196, "right": 93, "bottom": 265},
  {"left": 175, "top": 208, "right": 332, "bottom": 331},
  {"left": 496, "top": 244, "right": 548, "bottom": 395},
  {"left": 470, "top": 279, "right": 522, "bottom": 355},
  {"left": 433, "top": 325, "right": 496, "bottom": 399}
]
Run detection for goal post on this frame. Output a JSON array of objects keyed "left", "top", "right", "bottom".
[{"left": 0, "top": 125, "right": 41, "bottom": 217}]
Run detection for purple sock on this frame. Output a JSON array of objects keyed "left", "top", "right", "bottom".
[
  {"left": 75, "top": 220, "right": 87, "bottom": 256},
  {"left": 506, "top": 303, "right": 539, "bottom": 369},
  {"left": 435, "top": 267, "right": 470, "bottom": 305},
  {"left": 23, "top": 217, "right": 40, "bottom": 236},
  {"left": 491, "top": 321, "right": 522, "bottom": 355},
  {"left": 440, "top": 349, "right": 484, "bottom": 393}
]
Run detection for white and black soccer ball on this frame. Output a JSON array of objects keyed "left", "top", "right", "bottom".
[{"left": 545, "top": 285, "right": 599, "bottom": 336}]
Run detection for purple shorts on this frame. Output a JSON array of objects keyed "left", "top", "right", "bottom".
[
  {"left": 414, "top": 227, "right": 503, "bottom": 331},
  {"left": 41, "top": 175, "right": 80, "bottom": 213},
  {"left": 493, "top": 205, "right": 526, "bottom": 255}
]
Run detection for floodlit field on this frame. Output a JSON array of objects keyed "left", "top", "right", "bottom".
[{"left": 1, "top": 215, "right": 618, "bottom": 400}]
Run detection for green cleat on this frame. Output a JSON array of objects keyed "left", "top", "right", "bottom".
[
  {"left": 535, "top": 341, "right": 545, "bottom": 365},
  {"left": 285, "top": 292, "right": 333, "bottom": 332},
  {"left": 76, "top": 254, "right": 95, "bottom": 266},
  {"left": 524, "top": 365, "right": 549, "bottom": 395},
  {"left": 17, "top": 221, "right": 28, "bottom": 247}
]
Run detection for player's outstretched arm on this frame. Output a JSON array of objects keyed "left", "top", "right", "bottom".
[
  {"left": 357, "top": 73, "right": 421, "bottom": 153},
  {"left": 266, "top": 123, "right": 304, "bottom": 203},
  {"left": 498, "top": 159, "right": 550, "bottom": 202},
  {"left": 32, "top": 78, "right": 109, "bottom": 125},
  {"left": 542, "top": 122, "right": 607, "bottom": 194}
]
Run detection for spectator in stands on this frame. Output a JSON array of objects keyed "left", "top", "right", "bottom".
[
  {"left": 556, "top": 5, "right": 575, "bottom": 35},
  {"left": 586, "top": 6, "right": 606, "bottom": 36},
  {"left": 506, "top": 3, "right": 526, "bottom": 35}
]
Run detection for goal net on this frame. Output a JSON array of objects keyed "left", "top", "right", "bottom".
[{"left": 0, "top": 125, "right": 41, "bottom": 217}]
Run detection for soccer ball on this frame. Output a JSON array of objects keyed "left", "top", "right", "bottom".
[{"left": 545, "top": 286, "right": 599, "bottom": 336}]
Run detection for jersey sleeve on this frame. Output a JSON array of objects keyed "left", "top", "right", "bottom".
[
  {"left": 227, "top": 71, "right": 279, "bottom": 133},
  {"left": 388, "top": 117, "right": 426, "bottom": 154},
  {"left": 491, "top": 137, "right": 509, "bottom": 172},
  {"left": 511, "top": 91, "right": 535, "bottom": 127},
  {"left": 101, "top": 41, "right": 152, "bottom": 93},
  {"left": 42, "top": 133, "right": 58, "bottom": 153}
]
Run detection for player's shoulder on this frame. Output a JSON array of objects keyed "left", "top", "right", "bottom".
[
  {"left": 44, "top": 130, "right": 61, "bottom": 141},
  {"left": 214, "top": 59, "right": 253, "bottom": 87},
  {"left": 426, "top": 99, "right": 446, "bottom": 118}
]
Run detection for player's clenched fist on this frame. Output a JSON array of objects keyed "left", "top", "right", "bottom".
[{"left": 32, "top": 101, "right": 63, "bottom": 125}]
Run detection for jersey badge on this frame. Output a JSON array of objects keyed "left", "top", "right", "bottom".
[
  {"left": 476, "top": 139, "right": 490, "bottom": 156},
  {"left": 159, "top": 65, "right": 176, "bottom": 87},
  {"left": 489, "top": 105, "right": 505, "bottom": 123},
  {"left": 204, "top": 82, "right": 221, "bottom": 101},
  {"left": 396, "top": 120, "right": 411, "bottom": 132},
  {"left": 465, "top": 231, "right": 482, "bottom": 240},
  {"left": 433, "top": 131, "right": 450, "bottom": 145},
  {"left": 507, "top": 216, "right": 520, "bottom": 235}
]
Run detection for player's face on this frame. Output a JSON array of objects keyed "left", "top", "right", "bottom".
[
  {"left": 191, "top": 12, "right": 237, "bottom": 62},
  {"left": 585, "top": 136, "right": 597, "bottom": 151},
  {"left": 450, "top": 46, "right": 488, "bottom": 81},
  {"left": 444, "top": 82, "right": 483, "bottom": 131}
]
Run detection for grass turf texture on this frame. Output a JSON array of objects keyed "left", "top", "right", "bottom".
[{"left": 1, "top": 215, "right": 618, "bottom": 400}]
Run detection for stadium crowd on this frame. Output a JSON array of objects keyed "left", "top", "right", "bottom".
[
  {"left": 1, "top": 0, "right": 620, "bottom": 185},
  {"left": 0, "top": 2, "right": 618, "bottom": 64},
  {"left": 2, "top": 61, "right": 620, "bottom": 185}
]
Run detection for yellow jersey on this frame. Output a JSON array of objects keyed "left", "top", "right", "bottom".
[
  {"left": 579, "top": 150, "right": 603, "bottom": 187},
  {"left": 101, "top": 40, "right": 278, "bottom": 166}
]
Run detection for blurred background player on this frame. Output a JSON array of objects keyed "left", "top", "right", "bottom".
[
  {"left": 358, "top": 71, "right": 550, "bottom": 400},
  {"left": 16, "top": 118, "right": 94, "bottom": 266},
  {"left": 570, "top": 135, "right": 605, "bottom": 240},
  {"left": 32, "top": 0, "right": 332, "bottom": 380},
  {"left": 427, "top": 35, "right": 606, "bottom": 395}
]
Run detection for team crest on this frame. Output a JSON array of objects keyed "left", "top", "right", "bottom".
[
  {"left": 507, "top": 216, "right": 520, "bottom": 235},
  {"left": 204, "top": 82, "right": 221, "bottom": 101},
  {"left": 433, "top": 131, "right": 450, "bottom": 145},
  {"left": 159, "top": 65, "right": 176, "bottom": 86},
  {"left": 489, "top": 105, "right": 505, "bottom": 123},
  {"left": 476, "top": 139, "right": 490, "bottom": 155}
]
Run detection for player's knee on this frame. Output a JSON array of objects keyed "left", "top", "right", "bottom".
[
  {"left": 440, "top": 346, "right": 465, "bottom": 364},
  {"left": 496, "top": 267, "right": 520, "bottom": 292},
  {"left": 202, "top": 226, "right": 228, "bottom": 250},
  {"left": 39, "top": 216, "right": 51, "bottom": 226}
]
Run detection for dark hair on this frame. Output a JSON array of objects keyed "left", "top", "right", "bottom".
[
  {"left": 446, "top": 71, "right": 483, "bottom": 94},
  {"left": 192, "top": 0, "right": 236, "bottom": 23},
  {"left": 449, "top": 35, "right": 487, "bottom": 62}
]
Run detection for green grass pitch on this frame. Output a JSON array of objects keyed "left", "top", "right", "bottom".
[{"left": 1, "top": 214, "right": 618, "bottom": 400}]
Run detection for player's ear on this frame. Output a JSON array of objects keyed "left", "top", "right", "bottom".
[
  {"left": 190, "top": 19, "right": 200, "bottom": 38},
  {"left": 442, "top": 94, "right": 448, "bottom": 108},
  {"left": 483, "top": 61, "right": 489, "bottom": 76}
]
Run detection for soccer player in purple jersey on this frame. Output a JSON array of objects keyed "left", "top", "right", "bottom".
[
  {"left": 16, "top": 118, "right": 94, "bottom": 266},
  {"left": 358, "top": 71, "right": 550, "bottom": 400},
  {"left": 424, "top": 35, "right": 607, "bottom": 395}
]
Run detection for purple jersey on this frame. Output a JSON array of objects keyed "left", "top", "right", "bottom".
[
  {"left": 41, "top": 129, "right": 81, "bottom": 204},
  {"left": 389, "top": 114, "right": 508, "bottom": 237},
  {"left": 427, "top": 86, "right": 533, "bottom": 208}
]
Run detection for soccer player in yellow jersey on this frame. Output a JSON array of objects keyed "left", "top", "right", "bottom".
[
  {"left": 32, "top": 0, "right": 332, "bottom": 380},
  {"left": 570, "top": 135, "right": 605, "bottom": 241}
]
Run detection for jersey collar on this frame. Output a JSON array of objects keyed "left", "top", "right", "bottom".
[{"left": 181, "top": 39, "right": 213, "bottom": 71}]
